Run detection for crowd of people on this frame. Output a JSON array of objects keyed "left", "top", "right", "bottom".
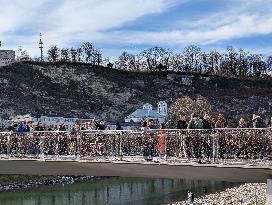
[
  {"left": 136, "top": 114, "right": 272, "bottom": 161},
  {"left": 0, "top": 113, "right": 271, "bottom": 162},
  {"left": 4, "top": 112, "right": 272, "bottom": 134},
  {"left": 174, "top": 113, "right": 271, "bottom": 130},
  {"left": 6, "top": 118, "right": 107, "bottom": 133}
]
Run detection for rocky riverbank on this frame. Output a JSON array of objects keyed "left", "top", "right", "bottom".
[
  {"left": 169, "top": 183, "right": 266, "bottom": 205},
  {"left": 0, "top": 175, "right": 107, "bottom": 192}
]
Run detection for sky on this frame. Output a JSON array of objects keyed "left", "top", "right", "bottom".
[{"left": 0, "top": 0, "right": 272, "bottom": 59}]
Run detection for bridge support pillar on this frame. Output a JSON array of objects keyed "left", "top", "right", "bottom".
[{"left": 267, "top": 178, "right": 272, "bottom": 205}]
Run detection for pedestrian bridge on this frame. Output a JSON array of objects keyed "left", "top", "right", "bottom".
[
  {"left": 1, "top": 129, "right": 272, "bottom": 203},
  {"left": 0, "top": 128, "right": 271, "bottom": 180}
]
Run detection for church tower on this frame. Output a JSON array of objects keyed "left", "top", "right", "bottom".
[{"left": 157, "top": 101, "right": 167, "bottom": 116}]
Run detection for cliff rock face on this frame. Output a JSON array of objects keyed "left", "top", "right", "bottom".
[{"left": 0, "top": 62, "right": 271, "bottom": 125}]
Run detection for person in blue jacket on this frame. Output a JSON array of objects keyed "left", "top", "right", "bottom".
[{"left": 16, "top": 121, "right": 30, "bottom": 132}]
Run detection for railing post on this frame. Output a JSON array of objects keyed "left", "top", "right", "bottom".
[
  {"left": 6, "top": 133, "right": 11, "bottom": 158},
  {"left": 119, "top": 133, "right": 123, "bottom": 161},
  {"left": 164, "top": 131, "right": 168, "bottom": 159},
  {"left": 15, "top": 133, "right": 19, "bottom": 157},
  {"left": 212, "top": 131, "right": 218, "bottom": 164},
  {"left": 181, "top": 131, "right": 187, "bottom": 159},
  {"left": 56, "top": 134, "right": 60, "bottom": 156},
  {"left": 76, "top": 133, "right": 81, "bottom": 161},
  {"left": 39, "top": 134, "right": 45, "bottom": 161}
]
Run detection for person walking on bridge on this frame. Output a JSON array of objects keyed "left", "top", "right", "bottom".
[
  {"left": 188, "top": 113, "right": 203, "bottom": 159},
  {"left": 237, "top": 118, "right": 247, "bottom": 128},
  {"left": 215, "top": 113, "right": 226, "bottom": 159},
  {"left": 176, "top": 113, "right": 188, "bottom": 129},
  {"left": 202, "top": 113, "right": 212, "bottom": 130},
  {"left": 156, "top": 123, "right": 166, "bottom": 158},
  {"left": 143, "top": 119, "right": 156, "bottom": 161}
]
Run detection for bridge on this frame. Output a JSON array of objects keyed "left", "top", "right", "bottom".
[{"left": 0, "top": 128, "right": 272, "bottom": 203}]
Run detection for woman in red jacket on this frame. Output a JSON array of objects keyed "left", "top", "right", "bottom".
[{"left": 157, "top": 123, "right": 166, "bottom": 158}]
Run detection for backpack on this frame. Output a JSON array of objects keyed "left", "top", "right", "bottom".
[{"left": 194, "top": 119, "right": 203, "bottom": 129}]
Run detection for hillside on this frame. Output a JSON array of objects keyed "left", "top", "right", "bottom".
[{"left": 0, "top": 62, "right": 272, "bottom": 125}]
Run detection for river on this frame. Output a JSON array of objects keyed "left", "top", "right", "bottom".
[{"left": 0, "top": 177, "right": 239, "bottom": 205}]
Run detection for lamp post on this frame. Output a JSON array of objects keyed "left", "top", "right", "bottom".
[{"left": 39, "top": 33, "right": 43, "bottom": 61}]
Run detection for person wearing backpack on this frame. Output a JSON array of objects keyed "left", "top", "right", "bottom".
[{"left": 215, "top": 113, "right": 226, "bottom": 159}]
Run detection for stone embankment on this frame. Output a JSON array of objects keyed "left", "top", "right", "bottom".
[
  {"left": 169, "top": 183, "right": 266, "bottom": 205},
  {"left": 0, "top": 176, "right": 102, "bottom": 191}
]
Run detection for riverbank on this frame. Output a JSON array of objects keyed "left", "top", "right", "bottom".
[
  {"left": 0, "top": 175, "right": 108, "bottom": 191},
  {"left": 169, "top": 183, "right": 266, "bottom": 205}
]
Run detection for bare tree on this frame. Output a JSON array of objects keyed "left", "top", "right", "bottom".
[
  {"left": 266, "top": 56, "right": 272, "bottom": 74},
  {"left": 248, "top": 54, "right": 266, "bottom": 77},
  {"left": 236, "top": 49, "right": 249, "bottom": 77},
  {"left": 183, "top": 45, "right": 201, "bottom": 72},
  {"left": 220, "top": 47, "right": 239, "bottom": 77},
  {"left": 81, "top": 42, "right": 94, "bottom": 63},
  {"left": 166, "top": 96, "right": 213, "bottom": 128},
  {"left": 16, "top": 47, "right": 31, "bottom": 61},
  {"left": 60, "top": 48, "right": 70, "bottom": 62},
  {"left": 208, "top": 50, "right": 221, "bottom": 74},
  {"left": 48, "top": 45, "right": 60, "bottom": 62},
  {"left": 76, "top": 47, "right": 83, "bottom": 62},
  {"left": 169, "top": 53, "right": 185, "bottom": 71},
  {"left": 92, "top": 49, "right": 102, "bottom": 65},
  {"left": 70, "top": 48, "right": 77, "bottom": 62}
]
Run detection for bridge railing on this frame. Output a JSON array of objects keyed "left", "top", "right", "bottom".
[{"left": 0, "top": 128, "right": 271, "bottom": 166}]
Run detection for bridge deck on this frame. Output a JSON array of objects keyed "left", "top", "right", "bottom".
[{"left": 0, "top": 160, "right": 271, "bottom": 183}]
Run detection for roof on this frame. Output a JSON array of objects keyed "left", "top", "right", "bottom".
[
  {"left": 107, "top": 121, "right": 140, "bottom": 126},
  {"left": 126, "top": 109, "right": 165, "bottom": 119},
  {"left": 12, "top": 114, "right": 34, "bottom": 122}
]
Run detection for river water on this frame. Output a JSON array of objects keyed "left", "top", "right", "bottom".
[{"left": 0, "top": 178, "right": 238, "bottom": 205}]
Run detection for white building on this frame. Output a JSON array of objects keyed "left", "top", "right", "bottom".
[
  {"left": 39, "top": 116, "right": 79, "bottom": 131},
  {"left": 106, "top": 121, "right": 139, "bottom": 130},
  {"left": 10, "top": 114, "right": 79, "bottom": 131},
  {"left": 63, "top": 117, "right": 78, "bottom": 131},
  {"left": 0, "top": 50, "right": 15, "bottom": 67},
  {"left": 125, "top": 101, "right": 168, "bottom": 124}
]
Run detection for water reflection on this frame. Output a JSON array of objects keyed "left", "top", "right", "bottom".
[{"left": 0, "top": 178, "right": 239, "bottom": 205}]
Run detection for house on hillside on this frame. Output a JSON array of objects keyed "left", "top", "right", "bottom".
[
  {"left": 10, "top": 114, "right": 79, "bottom": 131},
  {"left": 39, "top": 116, "right": 81, "bottom": 131},
  {"left": 0, "top": 50, "right": 15, "bottom": 67},
  {"left": 125, "top": 101, "right": 168, "bottom": 124}
]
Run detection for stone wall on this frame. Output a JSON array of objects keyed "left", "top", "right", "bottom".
[{"left": 0, "top": 50, "right": 15, "bottom": 67}]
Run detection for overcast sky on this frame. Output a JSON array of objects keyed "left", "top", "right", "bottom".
[{"left": 0, "top": 0, "right": 272, "bottom": 59}]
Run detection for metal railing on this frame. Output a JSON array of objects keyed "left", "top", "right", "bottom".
[{"left": 0, "top": 128, "right": 271, "bottom": 166}]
